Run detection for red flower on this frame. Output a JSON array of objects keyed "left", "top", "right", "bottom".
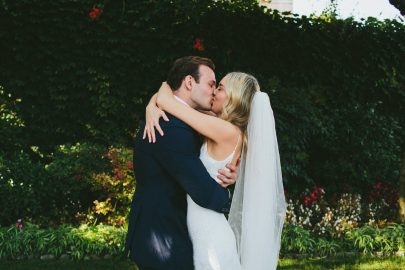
[
  {"left": 193, "top": 38, "right": 205, "bottom": 51},
  {"left": 116, "top": 218, "right": 124, "bottom": 226},
  {"left": 370, "top": 181, "right": 399, "bottom": 208},
  {"left": 313, "top": 186, "right": 324, "bottom": 195},
  {"left": 89, "top": 6, "right": 103, "bottom": 20},
  {"left": 127, "top": 161, "right": 134, "bottom": 170},
  {"left": 310, "top": 193, "right": 317, "bottom": 200},
  {"left": 304, "top": 196, "right": 311, "bottom": 205}
]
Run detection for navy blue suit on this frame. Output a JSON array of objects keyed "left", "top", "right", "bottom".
[{"left": 125, "top": 114, "right": 232, "bottom": 270}]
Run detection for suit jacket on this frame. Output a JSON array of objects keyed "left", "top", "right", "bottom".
[{"left": 125, "top": 114, "right": 232, "bottom": 270}]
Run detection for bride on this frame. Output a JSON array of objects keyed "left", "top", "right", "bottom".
[{"left": 144, "top": 72, "right": 286, "bottom": 270}]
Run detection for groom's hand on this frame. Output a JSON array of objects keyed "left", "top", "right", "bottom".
[{"left": 217, "top": 158, "right": 240, "bottom": 188}]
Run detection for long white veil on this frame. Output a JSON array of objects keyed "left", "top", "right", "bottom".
[{"left": 228, "top": 91, "right": 286, "bottom": 270}]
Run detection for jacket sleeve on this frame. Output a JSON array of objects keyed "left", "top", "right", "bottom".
[{"left": 153, "top": 121, "right": 231, "bottom": 214}]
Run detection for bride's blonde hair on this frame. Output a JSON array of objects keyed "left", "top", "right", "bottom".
[{"left": 220, "top": 72, "right": 260, "bottom": 152}]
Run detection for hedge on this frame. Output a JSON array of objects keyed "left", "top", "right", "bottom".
[{"left": 1, "top": 0, "right": 404, "bottom": 193}]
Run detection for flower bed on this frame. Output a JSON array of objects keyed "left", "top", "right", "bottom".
[{"left": 286, "top": 183, "right": 399, "bottom": 239}]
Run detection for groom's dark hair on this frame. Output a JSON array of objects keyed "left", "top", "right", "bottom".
[{"left": 167, "top": 56, "right": 215, "bottom": 90}]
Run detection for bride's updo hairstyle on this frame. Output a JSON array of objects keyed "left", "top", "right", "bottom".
[{"left": 220, "top": 72, "right": 260, "bottom": 152}]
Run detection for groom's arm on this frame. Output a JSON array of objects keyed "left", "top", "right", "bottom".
[{"left": 153, "top": 124, "right": 232, "bottom": 214}]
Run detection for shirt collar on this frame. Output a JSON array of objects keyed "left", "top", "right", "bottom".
[{"left": 174, "top": 95, "right": 190, "bottom": 107}]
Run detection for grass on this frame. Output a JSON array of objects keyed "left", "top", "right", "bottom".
[
  {"left": 0, "top": 259, "right": 138, "bottom": 270},
  {"left": 0, "top": 256, "right": 404, "bottom": 270},
  {"left": 278, "top": 256, "right": 405, "bottom": 270}
]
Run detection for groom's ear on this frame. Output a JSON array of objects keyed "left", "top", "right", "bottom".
[{"left": 184, "top": 75, "right": 194, "bottom": 91}]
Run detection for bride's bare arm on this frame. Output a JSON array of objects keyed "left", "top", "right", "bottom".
[
  {"left": 144, "top": 93, "right": 218, "bottom": 142},
  {"left": 197, "top": 109, "right": 217, "bottom": 117},
  {"left": 156, "top": 82, "right": 238, "bottom": 144},
  {"left": 144, "top": 83, "right": 241, "bottom": 187}
]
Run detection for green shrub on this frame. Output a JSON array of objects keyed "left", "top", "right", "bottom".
[
  {"left": 43, "top": 142, "right": 111, "bottom": 225},
  {"left": 281, "top": 223, "right": 405, "bottom": 256},
  {"left": 0, "top": 85, "right": 26, "bottom": 153},
  {"left": 0, "top": 223, "right": 126, "bottom": 260},
  {"left": 0, "top": 143, "right": 135, "bottom": 227},
  {"left": 77, "top": 147, "right": 135, "bottom": 226},
  {"left": 0, "top": 151, "right": 48, "bottom": 226},
  {"left": 1, "top": 223, "right": 403, "bottom": 260},
  {"left": 346, "top": 224, "right": 405, "bottom": 254},
  {"left": 281, "top": 224, "right": 317, "bottom": 254}
]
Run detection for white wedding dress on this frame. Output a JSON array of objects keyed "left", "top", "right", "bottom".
[
  {"left": 187, "top": 141, "right": 242, "bottom": 270},
  {"left": 184, "top": 92, "right": 286, "bottom": 270}
]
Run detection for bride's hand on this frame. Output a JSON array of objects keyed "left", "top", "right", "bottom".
[{"left": 143, "top": 94, "right": 169, "bottom": 143}]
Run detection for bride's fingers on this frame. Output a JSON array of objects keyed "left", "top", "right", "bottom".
[
  {"left": 143, "top": 126, "right": 147, "bottom": 140},
  {"left": 161, "top": 111, "right": 169, "bottom": 122},
  {"left": 155, "top": 123, "right": 164, "bottom": 137},
  {"left": 147, "top": 129, "right": 151, "bottom": 143},
  {"left": 149, "top": 123, "right": 155, "bottom": 143},
  {"left": 147, "top": 123, "right": 153, "bottom": 143},
  {"left": 153, "top": 117, "right": 163, "bottom": 136},
  {"left": 151, "top": 124, "right": 156, "bottom": 143}
]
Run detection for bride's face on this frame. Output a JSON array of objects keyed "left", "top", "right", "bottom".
[{"left": 211, "top": 76, "right": 228, "bottom": 115}]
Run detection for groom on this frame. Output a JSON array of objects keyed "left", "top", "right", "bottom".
[{"left": 125, "top": 56, "right": 238, "bottom": 270}]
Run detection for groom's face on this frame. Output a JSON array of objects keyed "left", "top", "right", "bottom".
[{"left": 190, "top": 65, "right": 216, "bottom": 111}]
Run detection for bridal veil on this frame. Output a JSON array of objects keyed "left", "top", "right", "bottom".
[{"left": 228, "top": 91, "right": 287, "bottom": 270}]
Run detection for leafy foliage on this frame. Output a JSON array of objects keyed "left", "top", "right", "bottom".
[
  {"left": 346, "top": 224, "right": 405, "bottom": 254},
  {"left": 0, "top": 143, "right": 134, "bottom": 227},
  {"left": 0, "top": 0, "right": 404, "bottom": 219},
  {"left": 0, "top": 85, "right": 26, "bottom": 153},
  {"left": 0, "top": 223, "right": 126, "bottom": 260},
  {"left": 78, "top": 147, "right": 135, "bottom": 226},
  {"left": 0, "top": 222, "right": 403, "bottom": 260},
  {"left": 281, "top": 223, "right": 405, "bottom": 256},
  {"left": 2, "top": 1, "right": 404, "bottom": 186}
]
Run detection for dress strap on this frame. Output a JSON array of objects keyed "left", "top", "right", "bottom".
[{"left": 232, "top": 133, "right": 241, "bottom": 153}]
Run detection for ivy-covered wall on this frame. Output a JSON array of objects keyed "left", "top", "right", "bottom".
[{"left": 1, "top": 0, "right": 404, "bottom": 193}]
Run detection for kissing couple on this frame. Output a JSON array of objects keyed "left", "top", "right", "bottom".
[{"left": 125, "top": 56, "right": 287, "bottom": 270}]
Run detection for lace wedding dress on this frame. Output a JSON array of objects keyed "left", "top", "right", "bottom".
[{"left": 187, "top": 141, "right": 242, "bottom": 270}]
